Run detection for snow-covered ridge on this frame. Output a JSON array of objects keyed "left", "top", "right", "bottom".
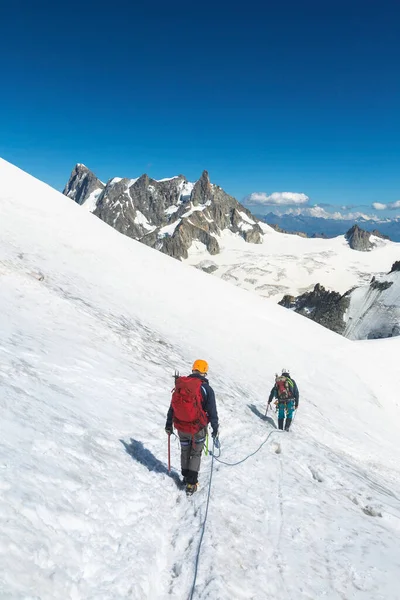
[
  {"left": 344, "top": 265, "right": 400, "bottom": 339},
  {"left": 1, "top": 157, "right": 400, "bottom": 598},
  {"left": 186, "top": 229, "right": 400, "bottom": 302}
]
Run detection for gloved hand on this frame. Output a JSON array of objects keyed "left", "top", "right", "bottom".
[
  {"left": 212, "top": 429, "right": 220, "bottom": 449},
  {"left": 268, "top": 399, "right": 272, "bottom": 405},
  {"left": 165, "top": 426, "right": 173, "bottom": 435},
  {"left": 295, "top": 403, "right": 299, "bottom": 409}
]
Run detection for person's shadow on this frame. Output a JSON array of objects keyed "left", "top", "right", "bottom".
[
  {"left": 248, "top": 404, "right": 277, "bottom": 429},
  {"left": 120, "top": 438, "right": 183, "bottom": 489}
]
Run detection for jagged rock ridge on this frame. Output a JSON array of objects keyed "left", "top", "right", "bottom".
[
  {"left": 345, "top": 224, "right": 388, "bottom": 251},
  {"left": 280, "top": 261, "right": 400, "bottom": 340},
  {"left": 279, "top": 283, "right": 351, "bottom": 334},
  {"left": 64, "top": 165, "right": 263, "bottom": 259},
  {"left": 63, "top": 164, "right": 105, "bottom": 206}
]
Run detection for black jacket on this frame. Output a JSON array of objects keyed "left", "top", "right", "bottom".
[
  {"left": 166, "top": 373, "right": 219, "bottom": 433},
  {"left": 269, "top": 376, "right": 299, "bottom": 405}
]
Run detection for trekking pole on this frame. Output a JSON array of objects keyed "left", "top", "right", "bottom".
[
  {"left": 167, "top": 433, "right": 171, "bottom": 473},
  {"left": 265, "top": 403, "right": 269, "bottom": 418},
  {"left": 204, "top": 431, "right": 209, "bottom": 456}
]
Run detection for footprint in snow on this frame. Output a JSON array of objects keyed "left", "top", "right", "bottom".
[
  {"left": 271, "top": 442, "right": 282, "bottom": 454},
  {"left": 309, "top": 466, "right": 324, "bottom": 482}
]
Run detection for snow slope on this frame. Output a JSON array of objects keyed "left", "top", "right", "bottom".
[
  {"left": 186, "top": 227, "right": 400, "bottom": 302},
  {"left": 343, "top": 269, "right": 400, "bottom": 339},
  {"left": 1, "top": 158, "right": 400, "bottom": 600}
]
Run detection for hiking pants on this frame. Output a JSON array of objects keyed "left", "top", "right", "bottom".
[
  {"left": 278, "top": 399, "right": 295, "bottom": 421},
  {"left": 178, "top": 427, "right": 207, "bottom": 485}
]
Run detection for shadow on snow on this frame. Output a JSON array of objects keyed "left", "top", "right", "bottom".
[
  {"left": 248, "top": 403, "right": 277, "bottom": 429},
  {"left": 120, "top": 437, "right": 183, "bottom": 489}
]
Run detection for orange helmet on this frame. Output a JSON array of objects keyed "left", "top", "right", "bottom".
[{"left": 192, "top": 359, "right": 208, "bottom": 374}]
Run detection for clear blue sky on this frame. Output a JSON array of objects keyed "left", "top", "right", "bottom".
[{"left": 1, "top": 0, "right": 400, "bottom": 208}]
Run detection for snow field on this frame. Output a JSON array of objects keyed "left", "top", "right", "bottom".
[{"left": 0, "top": 158, "right": 400, "bottom": 599}]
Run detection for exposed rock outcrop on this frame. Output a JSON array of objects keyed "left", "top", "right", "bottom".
[
  {"left": 345, "top": 224, "right": 388, "bottom": 251},
  {"left": 279, "top": 283, "right": 350, "bottom": 334},
  {"left": 389, "top": 260, "right": 400, "bottom": 273},
  {"left": 64, "top": 166, "right": 263, "bottom": 260},
  {"left": 280, "top": 263, "right": 400, "bottom": 340},
  {"left": 63, "top": 164, "right": 105, "bottom": 206}
]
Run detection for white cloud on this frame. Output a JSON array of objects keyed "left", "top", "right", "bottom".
[
  {"left": 278, "top": 206, "right": 375, "bottom": 220},
  {"left": 372, "top": 200, "right": 400, "bottom": 211},
  {"left": 244, "top": 191, "right": 309, "bottom": 206}
]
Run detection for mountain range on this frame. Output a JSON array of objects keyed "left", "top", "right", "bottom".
[
  {"left": 64, "top": 164, "right": 263, "bottom": 260},
  {"left": 257, "top": 211, "right": 400, "bottom": 242},
  {"left": 64, "top": 164, "right": 400, "bottom": 342},
  {"left": 2, "top": 157, "right": 400, "bottom": 599}
]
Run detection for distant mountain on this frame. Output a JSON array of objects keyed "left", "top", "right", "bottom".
[
  {"left": 256, "top": 212, "right": 400, "bottom": 242},
  {"left": 345, "top": 224, "right": 390, "bottom": 251},
  {"left": 64, "top": 165, "right": 263, "bottom": 260},
  {"left": 279, "top": 261, "right": 400, "bottom": 340}
]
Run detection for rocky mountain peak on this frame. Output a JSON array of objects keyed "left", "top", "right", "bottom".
[
  {"left": 64, "top": 165, "right": 264, "bottom": 260},
  {"left": 345, "top": 224, "right": 373, "bottom": 251},
  {"left": 345, "top": 224, "right": 389, "bottom": 251},
  {"left": 390, "top": 260, "right": 400, "bottom": 273},
  {"left": 190, "top": 170, "right": 213, "bottom": 206},
  {"left": 279, "top": 283, "right": 350, "bottom": 334},
  {"left": 63, "top": 164, "right": 105, "bottom": 206}
]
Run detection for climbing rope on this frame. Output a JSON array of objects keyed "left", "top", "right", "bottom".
[
  {"left": 187, "top": 424, "right": 285, "bottom": 598},
  {"left": 188, "top": 439, "right": 216, "bottom": 600},
  {"left": 211, "top": 428, "right": 282, "bottom": 466}
]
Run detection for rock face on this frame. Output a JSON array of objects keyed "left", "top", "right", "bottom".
[
  {"left": 279, "top": 283, "right": 351, "bottom": 334},
  {"left": 280, "top": 262, "right": 400, "bottom": 340},
  {"left": 64, "top": 166, "right": 263, "bottom": 260},
  {"left": 390, "top": 260, "right": 400, "bottom": 273},
  {"left": 344, "top": 224, "right": 388, "bottom": 251},
  {"left": 63, "top": 164, "right": 105, "bottom": 206},
  {"left": 343, "top": 265, "right": 400, "bottom": 339}
]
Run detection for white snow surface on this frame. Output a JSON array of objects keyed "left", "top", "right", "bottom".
[
  {"left": 158, "top": 220, "right": 181, "bottom": 238},
  {"left": 344, "top": 270, "right": 400, "bottom": 340},
  {"left": 109, "top": 177, "right": 122, "bottom": 185},
  {"left": 82, "top": 188, "right": 103, "bottom": 212},
  {"left": 164, "top": 205, "right": 180, "bottom": 216},
  {"left": 1, "top": 158, "right": 400, "bottom": 599},
  {"left": 133, "top": 210, "right": 156, "bottom": 232},
  {"left": 186, "top": 228, "right": 400, "bottom": 301},
  {"left": 178, "top": 180, "right": 194, "bottom": 199}
]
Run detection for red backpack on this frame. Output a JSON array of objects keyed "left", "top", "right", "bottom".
[
  {"left": 275, "top": 375, "right": 294, "bottom": 400},
  {"left": 171, "top": 376, "right": 208, "bottom": 434}
]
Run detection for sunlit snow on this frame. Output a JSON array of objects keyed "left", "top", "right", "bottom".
[{"left": 1, "top": 158, "right": 400, "bottom": 600}]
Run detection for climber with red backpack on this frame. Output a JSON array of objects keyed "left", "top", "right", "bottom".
[
  {"left": 268, "top": 368, "right": 299, "bottom": 431},
  {"left": 165, "top": 359, "right": 219, "bottom": 495}
]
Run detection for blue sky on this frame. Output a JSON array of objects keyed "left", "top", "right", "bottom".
[{"left": 1, "top": 0, "right": 400, "bottom": 215}]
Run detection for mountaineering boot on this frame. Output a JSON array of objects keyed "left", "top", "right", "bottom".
[
  {"left": 278, "top": 418, "right": 284, "bottom": 430},
  {"left": 284, "top": 418, "right": 292, "bottom": 432},
  {"left": 186, "top": 483, "right": 198, "bottom": 496}
]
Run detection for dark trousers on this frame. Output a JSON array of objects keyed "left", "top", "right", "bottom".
[{"left": 178, "top": 427, "right": 207, "bottom": 484}]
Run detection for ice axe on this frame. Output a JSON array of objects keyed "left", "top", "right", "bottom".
[{"left": 167, "top": 432, "right": 171, "bottom": 473}]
